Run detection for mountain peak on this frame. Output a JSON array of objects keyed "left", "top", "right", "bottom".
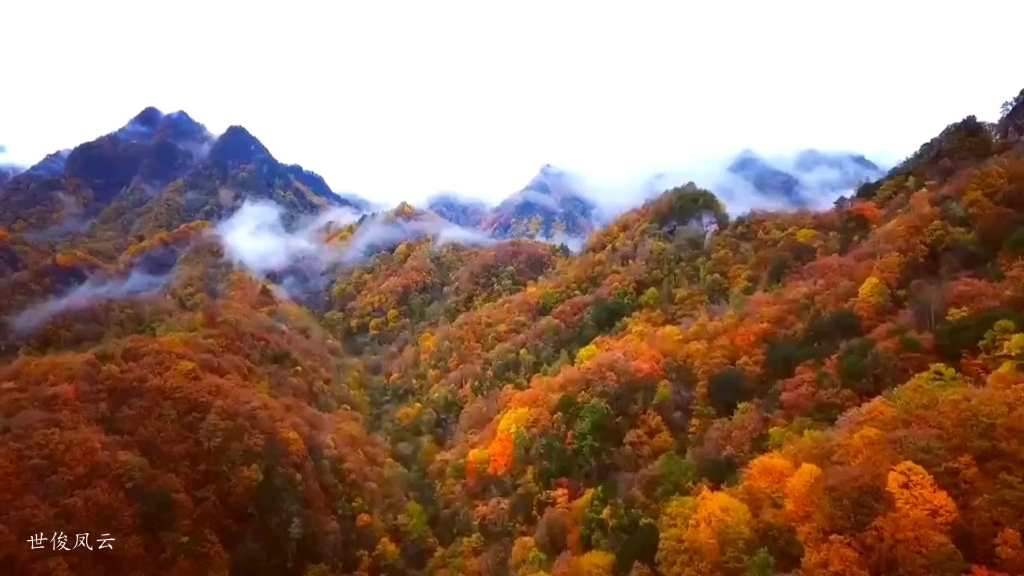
[
  {"left": 728, "top": 150, "right": 771, "bottom": 170},
  {"left": 427, "top": 193, "right": 488, "bottom": 228},
  {"left": 522, "top": 164, "right": 574, "bottom": 197},
  {"left": 116, "top": 107, "right": 166, "bottom": 142},
  {"left": 538, "top": 163, "right": 561, "bottom": 177},
  {"left": 393, "top": 201, "right": 419, "bottom": 215},
  {"left": 727, "top": 151, "right": 804, "bottom": 206},
  {"left": 156, "top": 110, "right": 209, "bottom": 143},
  {"left": 115, "top": 107, "right": 211, "bottom": 153},
  {"left": 208, "top": 125, "right": 273, "bottom": 166},
  {"left": 794, "top": 148, "right": 827, "bottom": 164},
  {"left": 130, "top": 106, "right": 164, "bottom": 130},
  {"left": 379, "top": 201, "right": 439, "bottom": 225},
  {"left": 792, "top": 149, "right": 881, "bottom": 174},
  {"left": 484, "top": 165, "right": 597, "bottom": 239}
]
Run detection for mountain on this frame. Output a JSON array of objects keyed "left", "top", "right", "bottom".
[
  {"left": 419, "top": 169, "right": 597, "bottom": 245},
  {"left": 400, "top": 165, "right": 600, "bottom": 247},
  {"left": 0, "top": 108, "right": 368, "bottom": 241},
  {"left": 792, "top": 148, "right": 880, "bottom": 175},
  {"left": 470, "top": 150, "right": 886, "bottom": 230},
  {"left": 727, "top": 150, "right": 805, "bottom": 205},
  {"left": 426, "top": 193, "right": 489, "bottom": 228},
  {"left": 482, "top": 164, "right": 598, "bottom": 240},
  {"left": 791, "top": 148, "right": 885, "bottom": 193},
  {"left": 0, "top": 164, "right": 18, "bottom": 188},
  {"left": 25, "top": 149, "right": 70, "bottom": 177},
  {"left": 726, "top": 148, "right": 886, "bottom": 207},
  {"left": 6, "top": 90, "right": 1024, "bottom": 576},
  {"left": 62, "top": 107, "right": 213, "bottom": 202}
]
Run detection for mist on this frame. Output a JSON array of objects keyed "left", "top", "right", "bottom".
[
  {"left": 7, "top": 270, "right": 171, "bottom": 335},
  {"left": 395, "top": 149, "right": 891, "bottom": 239},
  {"left": 23, "top": 192, "right": 93, "bottom": 242},
  {"left": 118, "top": 109, "right": 218, "bottom": 163},
  {"left": 0, "top": 144, "right": 26, "bottom": 177},
  {"left": 538, "top": 148, "right": 891, "bottom": 224},
  {"left": 215, "top": 200, "right": 496, "bottom": 295},
  {"left": 538, "top": 232, "right": 586, "bottom": 253},
  {"left": 215, "top": 201, "right": 362, "bottom": 276},
  {"left": 213, "top": 145, "right": 891, "bottom": 295},
  {"left": 426, "top": 190, "right": 489, "bottom": 207}
]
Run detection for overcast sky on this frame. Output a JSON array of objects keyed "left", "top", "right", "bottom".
[{"left": 1, "top": 1, "right": 1021, "bottom": 205}]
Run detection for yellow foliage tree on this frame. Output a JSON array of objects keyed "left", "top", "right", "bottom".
[
  {"left": 858, "top": 276, "right": 889, "bottom": 306},
  {"left": 795, "top": 228, "right": 818, "bottom": 244},
  {"left": 741, "top": 453, "right": 796, "bottom": 508},
  {"left": 656, "top": 489, "right": 754, "bottom": 576},
  {"left": 870, "top": 460, "right": 962, "bottom": 575},
  {"left": 466, "top": 448, "right": 490, "bottom": 484},
  {"left": 498, "top": 407, "right": 531, "bottom": 434},
  {"left": 368, "top": 318, "right": 383, "bottom": 335},
  {"left": 575, "top": 551, "right": 616, "bottom": 576},
  {"left": 576, "top": 344, "right": 599, "bottom": 366},
  {"left": 784, "top": 463, "right": 825, "bottom": 546},
  {"left": 510, "top": 536, "right": 539, "bottom": 572},
  {"left": 419, "top": 332, "right": 437, "bottom": 359},
  {"left": 374, "top": 536, "right": 400, "bottom": 564},
  {"left": 886, "top": 461, "right": 957, "bottom": 530}
]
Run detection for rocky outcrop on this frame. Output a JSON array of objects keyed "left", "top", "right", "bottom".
[{"left": 999, "top": 99, "right": 1024, "bottom": 142}]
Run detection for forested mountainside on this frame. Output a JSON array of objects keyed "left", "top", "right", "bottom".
[{"left": 3, "top": 91, "right": 1024, "bottom": 576}]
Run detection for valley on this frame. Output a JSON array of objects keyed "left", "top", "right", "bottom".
[{"left": 2, "top": 93, "right": 1024, "bottom": 576}]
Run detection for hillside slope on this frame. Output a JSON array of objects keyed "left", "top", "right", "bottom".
[{"left": 3, "top": 92, "right": 1024, "bottom": 576}]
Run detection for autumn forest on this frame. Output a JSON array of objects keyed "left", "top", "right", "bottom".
[{"left": 3, "top": 90, "right": 1024, "bottom": 576}]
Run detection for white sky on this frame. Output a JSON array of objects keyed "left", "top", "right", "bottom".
[{"left": 1, "top": 1, "right": 1022, "bottom": 205}]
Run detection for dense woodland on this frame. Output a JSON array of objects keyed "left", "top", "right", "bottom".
[{"left": 3, "top": 93, "right": 1024, "bottom": 576}]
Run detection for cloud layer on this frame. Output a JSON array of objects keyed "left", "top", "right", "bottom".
[
  {"left": 7, "top": 270, "right": 171, "bottom": 335},
  {"left": 534, "top": 149, "right": 889, "bottom": 224},
  {"left": 214, "top": 200, "right": 497, "bottom": 296}
]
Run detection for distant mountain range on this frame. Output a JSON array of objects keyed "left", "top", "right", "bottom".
[
  {"left": 0, "top": 108, "right": 365, "bottom": 242},
  {"left": 725, "top": 149, "right": 885, "bottom": 208},
  {"left": 0, "top": 107, "right": 888, "bottom": 249},
  {"left": 426, "top": 151, "right": 885, "bottom": 242},
  {"left": 427, "top": 165, "right": 598, "bottom": 242},
  {"left": 425, "top": 193, "right": 489, "bottom": 229}
]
